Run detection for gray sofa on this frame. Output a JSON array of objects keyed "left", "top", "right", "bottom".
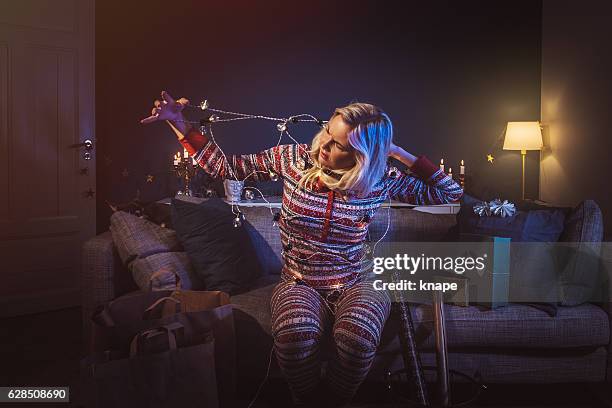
[{"left": 82, "top": 199, "right": 611, "bottom": 391}]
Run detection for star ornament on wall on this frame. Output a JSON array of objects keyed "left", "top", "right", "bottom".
[
  {"left": 146, "top": 174, "right": 154, "bottom": 183},
  {"left": 487, "top": 154, "right": 495, "bottom": 163}
]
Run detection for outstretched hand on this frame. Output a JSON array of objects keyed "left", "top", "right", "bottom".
[{"left": 140, "top": 91, "right": 189, "bottom": 124}]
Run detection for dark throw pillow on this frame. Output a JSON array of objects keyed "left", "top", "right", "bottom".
[
  {"left": 170, "top": 197, "right": 263, "bottom": 295},
  {"left": 455, "top": 194, "right": 569, "bottom": 242}
]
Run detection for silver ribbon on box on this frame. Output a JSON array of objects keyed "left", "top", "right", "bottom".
[
  {"left": 489, "top": 198, "right": 516, "bottom": 218},
  {"left": 473, "top": 201, "right": 492, "bottom": 217}
]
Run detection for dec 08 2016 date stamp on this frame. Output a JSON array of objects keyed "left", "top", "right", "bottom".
[{"left": 0, "top": 387, "right": 69, "bottom": 403}]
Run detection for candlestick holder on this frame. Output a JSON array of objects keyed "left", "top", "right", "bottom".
[
  {"left": 459, "top": 160, "right": 466, "bottom": 191},
  {"left": 173, "top": 155, "right": 198, "bottom": 196}
]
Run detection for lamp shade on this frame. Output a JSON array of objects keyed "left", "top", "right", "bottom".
[{"left": 503, "top": 121, "right": 543, "bottom": 151}]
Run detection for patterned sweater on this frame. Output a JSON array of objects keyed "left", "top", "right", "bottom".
[{"left": 180, "top": 128, "right": 464, "bottom": 291}]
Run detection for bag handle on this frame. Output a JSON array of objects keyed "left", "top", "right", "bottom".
[
  {"left": 149, "top": 268, "right": 182, "bottom": 292},
  {"left": 129, "top": 322, "right": 182, "bottom": 358},
  {"left": 142, "top": 296, "right": 184, "bottom": 320}
]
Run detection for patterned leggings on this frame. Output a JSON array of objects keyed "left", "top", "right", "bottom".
[{"left": 270, "top": 277, "right": 392, "bottom": 403}]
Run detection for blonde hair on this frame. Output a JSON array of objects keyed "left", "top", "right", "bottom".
[{"left": 297, "top": 102, "right": 393, "bottom": 197}]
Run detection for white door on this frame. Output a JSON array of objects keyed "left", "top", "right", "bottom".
[{"left": 0, "top": 0, "right": 95, "bottom": 317}]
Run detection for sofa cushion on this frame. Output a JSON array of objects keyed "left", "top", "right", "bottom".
[
  {"left": 109, "top": 210, "right": 182, "bottom": 265},
  {"left": 368, "top": 207, "right": 457, "bottom": 242},
  {"left": 129, "top": 251, "right": 201, "bottom": 291},
  {"left": 238, "top": 207, "right": 283, "bottom": 275},
  {"left": 230, "top": 281, "right": 609, "bottom": 351},
  {"left": 230, "top": 277, "right": 278, "bottom": 335},
  {"left": 170, "top": 197, "right": 264, "bottom": 295},
  {"left": 557, "top": 200, "right": 605, "bottom": 306},
  {"left": 560, "top": 200, "right": 604, "bottom": 243},
  {"left": 379, "top": 302, "right": 610, "bottom": 351}
]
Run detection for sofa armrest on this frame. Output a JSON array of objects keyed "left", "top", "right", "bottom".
[
  {"left": 599, "top": 247, "right": 612, "bottom": 384},
  {"left": 81, "top": 230, "right": 136, "bottom": 351}
]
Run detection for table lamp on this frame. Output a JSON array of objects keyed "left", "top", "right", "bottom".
[{"left": 502, "top": 121, "right": 543, "bottom": 200}]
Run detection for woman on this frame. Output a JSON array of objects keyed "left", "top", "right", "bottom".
[{"left": 141, "top": 91, "right": 463, "bottom": 407}]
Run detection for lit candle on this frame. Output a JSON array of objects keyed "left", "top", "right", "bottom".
[
  {"left": 460, "top": 160, "right": 465, "bottom": 175},
  {"left": 448, "top": 167, "right": 453, "bottom": 178},
  {"left": 183, "top": 148, "right": 188, "bottom": 158},
  {"left": 192, "top": 156, "right": 197, "bottom": 165},
  {"left": 440, "top": 158, "right": 444, "bottom": 172}
]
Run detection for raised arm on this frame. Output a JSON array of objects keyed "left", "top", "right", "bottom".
[
  {"left": 386, "top": 144, "right": 463, "bottom": 204},
  {"left": 139, "top": 91, "right": 300, "bottom": 182},
  {"left": 178, "top": 126, "right": 293, "bottom": 181}
]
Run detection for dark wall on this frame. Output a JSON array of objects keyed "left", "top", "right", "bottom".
[
  {"left": 541, "top": 0, "right": 612, "bottom": 239},
  {"left": 96, "top": 0, "right": 543, "bottom": 233}
]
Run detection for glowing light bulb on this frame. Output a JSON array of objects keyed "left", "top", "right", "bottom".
[{"left": 268, "top": 169, "right": 279, "bottom": 182}]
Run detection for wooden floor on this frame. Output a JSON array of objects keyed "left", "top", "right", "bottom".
[{"left": 0, "top": 306, "right": 609, "bottom": 408}]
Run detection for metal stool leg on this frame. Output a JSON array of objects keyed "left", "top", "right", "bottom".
[
  {"left": 390, "top": 266, "right": 430, "bottom": 407},
  {"left": 393, "top": 300, "right": 429, "bottom": 406},
  {"left": 433, "top": 290, "right": 451, "bottom": 407}
]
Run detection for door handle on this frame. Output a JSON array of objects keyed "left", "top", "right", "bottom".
[
  {"left": 69, "top": 139, "right": 94, "bottom": 150},
  {"left": 69, "top": 139, "right": 94, "bottom": 160}
]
